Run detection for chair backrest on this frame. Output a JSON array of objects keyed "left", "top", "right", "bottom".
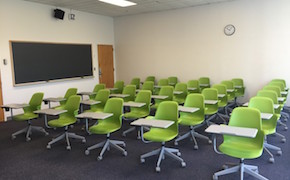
[
  {"left": 202, "top": 88, "right": 218, "bottom": 113},
  {"left": 212, "top": 84, "right": 228, "bottom": 107},
  {"left": 187, "top": 80, "right": 200, "bottom": 93},
  {"left": 221, "top": 80, "right": 235, "bottom": 101},
  {"left": 90, "top": 84, "right": 106, "bottom": 99},
  {"left": 271, "top": 79, "right": 286, "bottom": 88},
  {"left": 141, "top": 81, "right": 154, "bottom": 93},
  {"left": 225, "top": 107, "right": 264, "bottom": 156},
  {"left": 180, "top": 94, "right": 205, "bottom": 120},
  {"left": 25, "top": 92, "right": 44, "bottom": 113},
  {"left": 61, "top": 95, "right": 81, "bottom": 118},
  {"left": 248, "top": 97, "right": 278, "bottom": 134},
  {"left": 154, "top": 86, "right": 174, "bottom": 107},
  {"left": 145, "top": 76, "right": 155, "bottom": 83},
  {"left": 131, "top": 90, "right": 151, "bottom": 115},
  {"left": 155, "top": 101, "right": 178, "bottom": 132},
  {"left": 122, "top": 85, "right": 136, "bottom": 102},
  {"left": 232, "top": 78, "right": 245, "bottom": 97},
  {"left": 263, "top": 85, "right": 281, "bottom": 97},
  {"left": 60, "top": 88, "right": 77, "bottom": 105},
  {"left": 130, "top": 77, "right": 140, "bottom": 89},
  {"left": 168, "top": 76, "right": 178, "bottom": 86},
  {"left": 268, "top": 82, "right": 285, "bottom": 92},
  {"left": 114, "top": 81, "right": 125, "bottom": 94},
  {"left": 102, "top": 98, "right": 124, "bottom": 127},
  {"left": 257, "top": 90, "right": 281, "bottom": 114},
  {"left": 90, "top": 89, "right": 110, "bottom": 111},
  {"left": 157, "top": 79, "right": 169, "bottom": 86},
  {"left": 173, "top": 82, "right": 187, "bottom": 103},
  {"left": 199, "top": 77, "right": 210, "bottom": 85}
]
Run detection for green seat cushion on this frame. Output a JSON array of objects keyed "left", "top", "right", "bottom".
[
  {"left": 48, "top": 117, "right": 76, "bottom": 128},
  {"left": 219, "top": 139, "right": 263, "bottom": 159},
  {"left": 123, "top": 111, "right": 149, "bottom": 119},
  {"left": 205, "top": 107, "right": 217, "bottom": 115},
  {"left": 13, "top": 113, "right": 38, "bottom": 121},
  {"left": 178, "top": 115, "right": 204, "bottom": 126},
  {"left": 143, "top": 127, "right": 177, "bottom": 142},
  {"left": 89, "top": 122, "right": 120, "bottom": 134}
]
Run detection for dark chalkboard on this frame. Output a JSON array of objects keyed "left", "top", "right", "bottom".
[{"left": 10, "top": 41, "right": 93, "bottom": 86}]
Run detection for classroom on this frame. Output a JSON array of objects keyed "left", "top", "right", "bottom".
[{"left": 0, "top": 0, "right": 289, "bottom": 179}]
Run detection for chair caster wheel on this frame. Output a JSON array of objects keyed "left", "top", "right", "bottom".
[
  {"left": 181, "top": 162, "right": 186, "bottom": 168},
  {"left": 11, "top": 135, "right": 16, "bottom": 140},
  {"left": 47, "top": 145, "right": 51, "bottom": 149},
  {"left": 66, "top": 146, "right": 71, "bottom": 150},
  {"left": 140, "top": 158, "right": 145, "bottom": 163},
  {"left": 123, "top": 151, "right": 128, "bottom": 156},
  {"left": 222, "top": 165, "right": 228, "bottom": 169},
  {"left": 97, "top": 156, "right": 103, "bottom": 161},
  {"left": 194, "top": 145, "right": 198, "bottom": 150},
  {"left": 123, "top": 143, "right": 126, "bottom": 147},
  {"left": 177, "top": 152, "right": 181, "bottom": 156},
  {"left": 174, "top": 141, "right": 178, "bottom": 146},
  {"left": 208, "top": 140, "right": 212, "bottom": 144},
  {"left": 122, "top": 133, "right": 126, "bottom": 137},
  {"left": 26, "top": 137, "right": 31, "bottom": 142},
  {"left": 82, "top": 139, "right": 86, "bottom": 143},
  {"left": 284, "top": 127, "right": 288, "bottom": 131},
  {"left": 269, "top": 157, "right": 274, "bottom": 163},
  {"left": 282, "top": 138, "right": 286, "bottom": 143},
  {"left": 277, "top": 150, "right": 282, "bottom": 156},
  {"left": 45, "top": 132, "right": 49, "bottom": 136},
  {"left": 155, "top": 167, "right": 161, "bottom": 172},
  {"left": 85, "top": 150, "right": 90, "bottom": 155},
  {"left": 137, "top": 136, "right": 141, "bottom": 140},
  {"left": 213, "top": 175, "right": 218, "bottom": 180}
]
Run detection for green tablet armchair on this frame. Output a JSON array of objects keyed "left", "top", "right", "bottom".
[
  {"left": 212, "top": 107, "right": 266, "bottom": 180},
  {"left": 130, "top": 77, "right": 140, "bottom": 89},
  {"left": 47, "top": 95, "right": 85, "bottom": 150},
  {"left": 86, "top": 89, "right": 110, "bottom": 112},
  {"left": 140, "top": 101, "right": 186, "bottom": 172},
  {"left": 122, "top": 85, "right": 136, "bottom": 102},
  {"left": 85, "top": 98, "right": 127, "bottom": 160},
  {"left": 12, "top": 92, "right": 48, "bottom": 141},
  {"left": 199, "top": 77, "right": 210, "bottom": 91},
  {"left": 168, "top": 76, "right": 178, "bottom": 87},
  {"left": 151, "top": 86, "right": 174, "bottom": 110},
  {"left": 140, "top": 81, "right": 154, "bottom": 94},
  {"left": 89, "top": 84, "right": 105, "bottom": 100},
  {"left": 173, "top": 82, "right": 187, "bottom": 105},
  {"left": 202, "top": 88, "right": 219, "bottom": 125},
  {"left": 174, "top": 94, "right": 211, "bottom": 150},
  {"left": 187, "top": 80, "right": 200, "bottom": 94},
  {"left": 154, "top": 78, "right": 169, "bottom": 95},
  {"left": 111, "top": 81, "right": 124, "bottom": 94},
  {"left": 54, "top": 88, "right": 78, "bottom": 110},
  {"left": 212, "top": 84, "right": 230, "bottom": 123}
]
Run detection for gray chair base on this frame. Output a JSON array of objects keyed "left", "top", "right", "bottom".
[
  {"left": 85, "top": 134, "right": 127, "bottom": 160},
  {"left": 174, "top": 125, "right": 211, "bottom": 149},
  {"left": 47, "top": 127, "right": 86, "bottom": 150},
  {"left": 140, "top": 143, "right": 186, "bottom": 172},
  {"left": 264, "top": 141, "right": 282, "bottom": 163},
  {"left": 12, "top": 121, "right": 48, "bottom": 141},
  {"left": 213, "top": 159, "right": 268, "bottom": 180}
]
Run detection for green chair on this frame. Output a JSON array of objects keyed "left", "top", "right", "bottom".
[
  {"left": 202, "top": 88, "right": 219, "bottom": 125},
  {"left": 130, "top": 77, "right": 140, "bottom": 89},
  {"left": 199, "top": 77, "right": 210, "bottom": 91},
  {"left": 173, "top": 82, "right": 187, "bottom": 105},
  {"left": 140, "top": 81, "right": 154, "bottom": 94},
  {"left": 154, "top": 78, "right": 169, "bottom": 95},
  {"left": 187, "top": 80, "right": 200, "bottom": 94},
  {"left": 211, "top": 107, "right": 266, "bottom": 180},
  {"left": 122, "top": 85, "right": 136, "bottom": 102},
  {"left": 271, "top": 79, "right": 288, "bottom": 91},
  {"left": 221, "top": 80, "right": 235, "bottom": 105},
  {"left": 47, "top": 95, "right": 85, "bottom": 150},
  {"left": 174, "top": 94, "right": 211, "bottom": 150},
  {"left": 122, "top": 90, "right": 151, "bottom": 137},
  {"left": 144, "top": 76, "right": 155, "bottom": 84},
  {"left": 55, "top": 88, "right": 78, "bottom": 110},
  {"left": 111, "top": 81, "right": 124, "bottom": 94},
  {"left": 268, "top": 82, "right": 287, "bottom": 97},
  {"left": 257, "top": 90, "right": 288, "bottom": 131},
  {"left": 12, "top": 92, "right": 48, "bottom": 141},
  {"left": 89, "top": 84, "right": 105, "bottom": 100},
  {"left": 86, "top": 89, "right": 110, "bottom": 112},
  {"left": 140, "top": 101, "right": 186, "bottom": 172},
  {"left": 151, "top": 86, "right": 174, "bottom": 110},
  {"left": 168, "top": 76, "right": 178, "bottom": 87},
  {"left": 249, "top": 96, "right": 282, "bottom": 163},
  {"left": 85, "top": 98, "right": 127, "bottom": 160},
  {"left": 232, "top": 78, "right": 245, "bottom": 105},
  {"left": 212, "top": 84, "right": 230, "bottom": 123}
]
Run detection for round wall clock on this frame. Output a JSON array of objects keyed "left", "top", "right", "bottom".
[{"left": 224, "top": 24, "right": 235, "bottom": 36}]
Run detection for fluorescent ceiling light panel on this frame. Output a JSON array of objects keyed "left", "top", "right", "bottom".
[{"left": 99, "top": 0, "right": 136, "bottom": 7}]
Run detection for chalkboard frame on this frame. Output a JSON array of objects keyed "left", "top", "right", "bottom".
[{"left": 9, "top": 41, "right": 94, "bottom": 86}]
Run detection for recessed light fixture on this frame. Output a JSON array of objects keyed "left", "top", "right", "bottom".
[{"left": 99, "top": 0, "right": 136, "bottom": 7}]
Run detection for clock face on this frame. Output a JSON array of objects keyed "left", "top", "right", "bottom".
[{"left": 224, "top": 24, "right": 235, "bottom": 36}]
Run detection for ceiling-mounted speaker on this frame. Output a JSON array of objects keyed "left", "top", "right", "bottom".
[{"left": 54, "top": 9, "right": 65, "bottom": 20}]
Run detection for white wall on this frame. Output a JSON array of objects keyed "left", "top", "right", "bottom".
[
  {"left": 114, "top": 0, "right": 290, "bottom": 104},
  {"left": 0, "top": 0, "right": 115, "bottom": 119}
]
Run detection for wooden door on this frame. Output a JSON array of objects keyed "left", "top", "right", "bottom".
[
  {"left": 98, "top": 45, "right": 114, "bottom": 88},
  {"left": 0, "top": 71, "right": 4, "bottom": 121}
]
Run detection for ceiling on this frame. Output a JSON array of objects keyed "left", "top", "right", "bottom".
[{"left": 23, "top": 0, "right": 235, "bottom": 17}]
